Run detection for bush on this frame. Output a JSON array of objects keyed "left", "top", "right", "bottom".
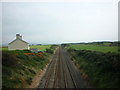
[
  {"left": 23, "top": 49, "right": 31, "bottom": 53},
  {"left": 51, "top": 45, "right": 58, "bottom": 49},
  {"left": 46, "top": 48, "right": 53, "bottom": 54}
]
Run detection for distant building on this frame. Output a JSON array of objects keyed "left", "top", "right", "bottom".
[{"left": 8, "top": 34, "right": 29, "bottom": 50}]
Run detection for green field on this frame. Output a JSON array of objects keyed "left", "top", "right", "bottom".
[
  {"left": 0, "top": 45, "right": 51, "bottom": 51},
  {"left": 30, "top": 45, "right": 51, "bottom": 51},
  {"left": 68, "top": 44, "right": 119, "bottom": 53},
  {"left": 0, "top": 47, "right": 8, "bottom": 51}
]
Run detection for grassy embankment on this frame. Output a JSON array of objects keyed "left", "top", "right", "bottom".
[
  {"left": 2, "top": 45, "right": 55, "bottom": 88},
  {"left": 66, "top": 42, "right": 120, "bottom": 88}
]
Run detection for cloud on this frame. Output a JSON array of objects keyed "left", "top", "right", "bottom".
[
  {"left": 1, "top": 0, "right": 119, "bottom": 3},
  {"left": 2, "top": 2, "right": 118, "bottom": 44}
]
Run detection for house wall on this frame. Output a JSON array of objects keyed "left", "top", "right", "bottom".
[{"left": 8, "top": 39, "right": 29, "bottom": 50}]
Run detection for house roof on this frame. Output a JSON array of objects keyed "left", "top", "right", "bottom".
[{"left": 8, "top": 38, "right": 29, "bottom": 45}]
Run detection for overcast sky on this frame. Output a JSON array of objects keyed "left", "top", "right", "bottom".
[{"left": 2, "top": 0, "right": 119, "bottom": 45}]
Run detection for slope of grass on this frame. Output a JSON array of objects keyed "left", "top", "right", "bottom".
[
  {"left": 68, "top": 44, "right": 119, "bottom": 53},
  {"left": 67, "top": 48, "right": 120, "bottom": 88},
  {"left": 2, "top": 49, "right": 53, "bottom": 88},
  {"left": 30, "top": 45, "right": 51, "bottom": 51}
]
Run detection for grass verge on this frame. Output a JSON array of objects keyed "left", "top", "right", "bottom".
[
  {"left": 67, "top": 48, "right": 120, "bottom": 88},
  {"left": 2, "top": 46, "right": 55, "bottom": 88}
]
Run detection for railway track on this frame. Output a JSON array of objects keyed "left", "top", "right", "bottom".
[{"left": 38, "top": 46, "right": 88, "bottom": 88}]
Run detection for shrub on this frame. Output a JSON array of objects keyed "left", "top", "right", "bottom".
[
  {"left": 46, "top": 48, "right": 53, "bottom": 54},
  {"left": 23, "top": 49, "right": 31, "bottom": 53}
]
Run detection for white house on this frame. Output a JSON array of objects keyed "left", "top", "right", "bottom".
[{"left": 8, "top": 34, "right": 29, "bottom": 50}]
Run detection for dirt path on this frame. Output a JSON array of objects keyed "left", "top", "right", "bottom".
[{"left": 38, "top": 46, "right": 90, "bottom": 88}]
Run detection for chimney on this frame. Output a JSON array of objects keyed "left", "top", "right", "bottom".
[{"left": 16, "top": 34, "right": 22, "bottom": 39}]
